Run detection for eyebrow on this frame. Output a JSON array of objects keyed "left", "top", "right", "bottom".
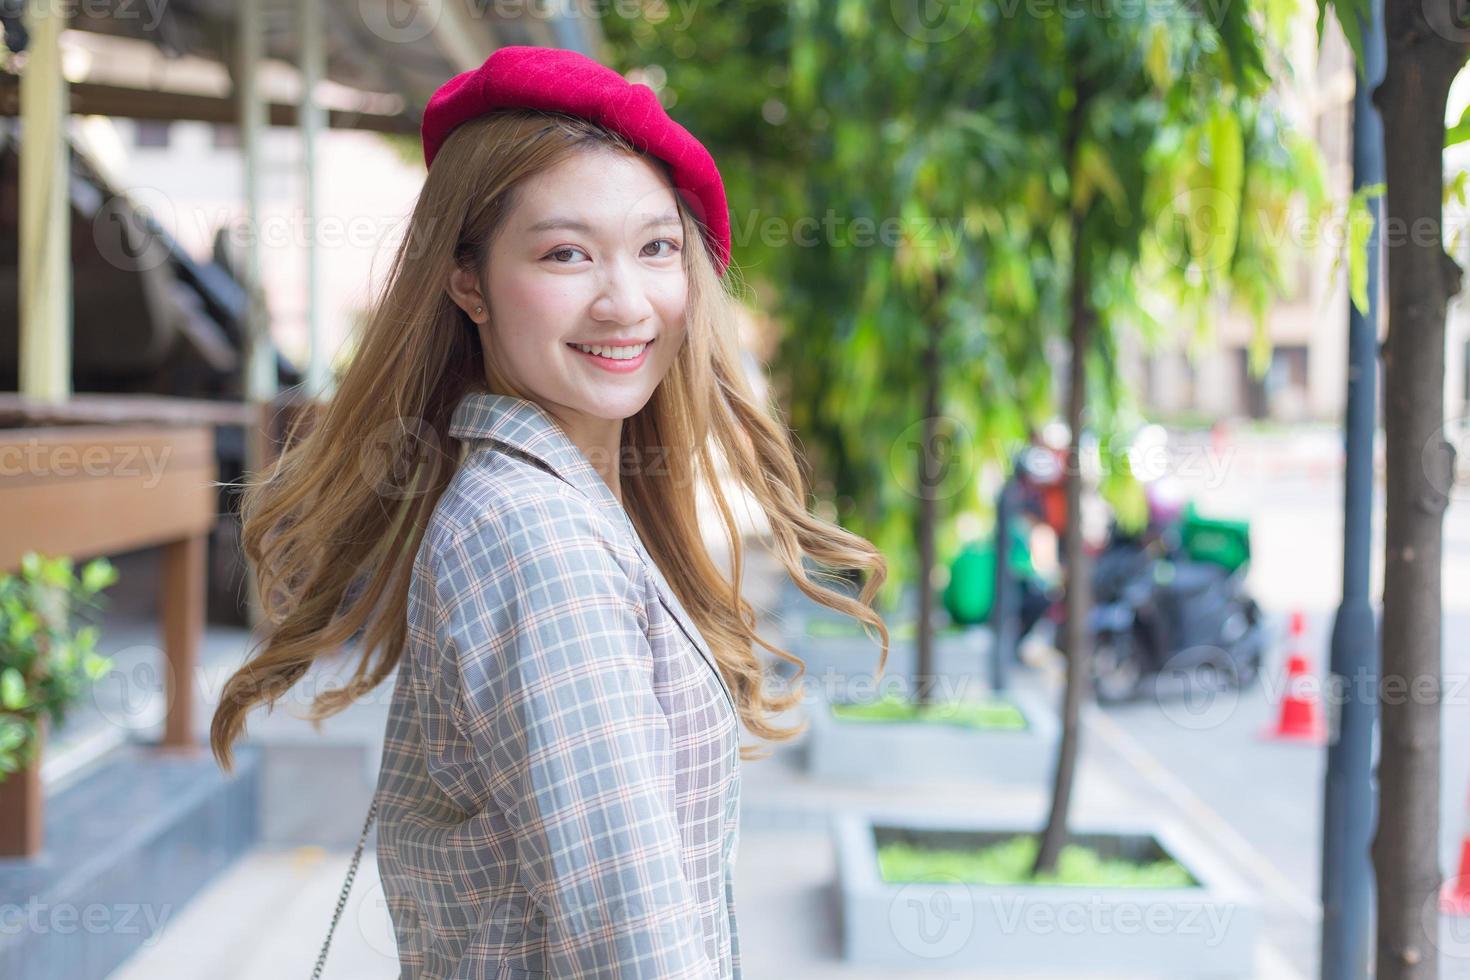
[{"left": 524, "top": 211, "right": 682, "bottom": 235}]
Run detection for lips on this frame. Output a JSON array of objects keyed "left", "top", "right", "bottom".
[
  {"left": 566, "top": 338, "right": 654, "bottom": 373},
  {"left": 567, "top": 339, "right": 653, "bottom": 353}
]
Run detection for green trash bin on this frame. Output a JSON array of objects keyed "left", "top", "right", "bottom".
[
  {"left": 944, "top": 525, "right": 1036, "bottom": 626},
  {"left": 944, "top": 542, "right": 995, "bottom": 626}
]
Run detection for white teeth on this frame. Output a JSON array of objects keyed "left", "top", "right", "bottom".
[{"left": 572, "top": 342, "right": 648, "bottom": 360}]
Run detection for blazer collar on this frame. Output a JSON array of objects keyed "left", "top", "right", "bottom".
[
  {"left": 449, "top": 390, "right": 623, "bottom": 522},
  {"left": 447, "top": 389, "right": 737, "bottom": 713}
]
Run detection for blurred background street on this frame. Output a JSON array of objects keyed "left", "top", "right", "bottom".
[
  {"left": 95, "top": 429, "right": 1470, "bottom": 978},
  {"left": 2, "top": 1, "right": 1469, "bottom": 978}
]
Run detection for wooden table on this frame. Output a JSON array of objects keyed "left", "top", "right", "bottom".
[{"left": 0, "top": 415, "right": 219, "bottom": 855}]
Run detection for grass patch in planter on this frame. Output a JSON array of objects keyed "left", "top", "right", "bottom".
[
  {"left": 829, "top": 692, "right": 1027, "bottom": 732},
  {"left": 804, "top": 617, "right": 963, "bottom": 641},
  {"left": 877, "top": 832, "right": 1197, "bottom": 889}
]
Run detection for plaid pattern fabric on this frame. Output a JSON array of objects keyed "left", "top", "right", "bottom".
[{"left": 374, "top": 390, "right": 743, "bottom": 979}]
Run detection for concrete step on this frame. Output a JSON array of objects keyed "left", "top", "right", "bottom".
[{"left": 0, "top": 745, "right": 262, "bottom": 980}]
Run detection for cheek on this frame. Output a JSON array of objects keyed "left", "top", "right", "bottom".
[
  {"left": 652, "top": 277, "right": 688, "bottom": 328},
  {"left": 498, "top": 275, "right": 582, "bottom": 323}
]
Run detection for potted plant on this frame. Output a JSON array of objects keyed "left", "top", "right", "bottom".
[
  {"left": 0, "top": 551, "right": 119, "bottom": 857},
  {"left": 835, "top": 809, "right": 1259, "bottom": 975}
]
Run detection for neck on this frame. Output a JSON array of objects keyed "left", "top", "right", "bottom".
[{"left": 548, "top": 406, "right": 625, "bottom": 506}]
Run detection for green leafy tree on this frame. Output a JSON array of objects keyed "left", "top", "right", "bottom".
[
  {"left": 893, "top": 0, "right": 1328, "bottom": 873},
  {"left": 606, "top": 2, "right": 1327, "bottom": 879}
]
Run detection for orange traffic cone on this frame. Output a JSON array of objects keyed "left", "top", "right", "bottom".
[
  {"left": 1444, "top": 783, "right": 1470, "bottom": 915},
  {"left": 1260, "top": 611, "right": 1327, "bottom": 744}
]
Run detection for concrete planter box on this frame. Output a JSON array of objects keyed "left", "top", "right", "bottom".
[
  {"left": 769, "top": 575, "right": 998, "bottom": 708},
  {"left": 804, "top": 686, "right": 1058, "bottom": 785},
  {"left": 770, "top": 614, "right": 994, "bottom": 704},
  {"left": 779, "top": 620, "right": 992, "bottom": 697},
  {"left": 834, "top": 809, "right": 1259, "bottom": 977}
]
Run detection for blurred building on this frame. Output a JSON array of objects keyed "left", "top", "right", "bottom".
[{"left": 1122, "top": 12, "right": 1470, "bottom": 425}]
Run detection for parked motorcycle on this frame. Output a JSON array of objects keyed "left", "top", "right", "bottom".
[
  {"left": 962, "top": 425, "right": 1267, "bottom": 703},
  {"left": 1086, "top": 500, "right": 1266, "bottom": 703}
]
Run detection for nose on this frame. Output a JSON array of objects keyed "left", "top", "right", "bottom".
[{"left": 589, "top": 255, "right": 655, "bottom": 326}]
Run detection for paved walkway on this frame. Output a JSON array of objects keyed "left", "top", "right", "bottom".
[
  {"left": 109, "top": 680, "right": 1312, "bottom": 980},
  {"left": 102, "top": 534, "right": 1318, "bottom": 978}
]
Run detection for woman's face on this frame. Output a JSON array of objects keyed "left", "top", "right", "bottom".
[{"left": 454, "top": 148, "right": 689, "bottom": 424}]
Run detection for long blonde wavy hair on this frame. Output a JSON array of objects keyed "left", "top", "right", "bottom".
[{"left": 210, "top": 108, "right": 889, "bottom": 770}]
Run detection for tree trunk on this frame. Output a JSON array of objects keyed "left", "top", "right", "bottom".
[
  {"left": 1371, "top": 5, "right": 1465, "bottom": 976},
  {"left": 914, "top": 271, "right": 946, "bottom": 707},
  {"left": 1033, "top": 73, "right": 1093, "bottom": 877}
]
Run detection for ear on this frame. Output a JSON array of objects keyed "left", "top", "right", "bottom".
[{"left": 446, "top": 262, "right": 487, "bottom": 323}]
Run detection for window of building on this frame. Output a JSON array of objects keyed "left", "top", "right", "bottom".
[
  {"left": 134, "top": 119, "right": 171, "bottom": 148},
  {"left": 1238, "top": 344, "right": 1309, "bottom": 419},
  {"left": 1463, "top": 339, "right": 1470, "bottom": 406}
]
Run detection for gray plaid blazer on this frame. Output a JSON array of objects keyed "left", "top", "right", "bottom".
[{"left": 374, "top": 390, "right": 744, "bottom": 979}]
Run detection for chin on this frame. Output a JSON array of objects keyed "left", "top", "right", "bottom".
[{"left": 566, "top": 388, "right": 655, "bottom": 422}]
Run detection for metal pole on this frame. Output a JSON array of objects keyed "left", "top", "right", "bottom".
[
  {"left": 990, "top": 474, "right": 1018, "bottom": 692},
  {"left": 300, "top": 0, "right": 329, "bottom": 399},
  {"left": 18, "top": 0, "right": 71, "bottom": 401},
  {"left": 1320, "top": 0, "right": 1384, "bottom": 973},
  {"left": 237, "top": 0, "right": 272, "bottom": 631},
  {"left": 238, "top": 0, "right": 273, "bottom": 406}
]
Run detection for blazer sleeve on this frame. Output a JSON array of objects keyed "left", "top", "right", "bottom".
[{"left": 431, "top": 498, "right": 719, "bottom": 980}]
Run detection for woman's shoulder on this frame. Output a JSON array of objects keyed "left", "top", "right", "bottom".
[{"left": 423, "top": 446, "right": 636, "bottom": 579}]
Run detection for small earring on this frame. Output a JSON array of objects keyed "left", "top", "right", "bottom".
[{"left": 474, "top": 305, "right": 483, "bottom": 315}]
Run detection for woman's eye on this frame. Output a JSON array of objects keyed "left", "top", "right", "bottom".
[
  {"left": 644, "top": 239, "right": 682, "bottom": 258},
  {"left": 546, "top": 246, "right": 588, "bottom": 263}
]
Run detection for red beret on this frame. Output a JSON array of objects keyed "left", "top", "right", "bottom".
[{"left": 421, "top": 45, "right": 731, "bottom": 276}]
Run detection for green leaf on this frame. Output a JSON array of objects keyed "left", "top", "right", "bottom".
[
  {"left": 836, "top": 0, "right": 869, "bottom": 38},
  {"left": 1344, "top": 181, "right": 1384, "bottom": 315},
  {"left": 81, "top": 558, "right": 118, "bottom": 594},
  {"left": 1264, "top": 0, "right": 1303, "bottom": 46},
  {"left": 8, "top": 609, "right": 38, "bottom": 645},
  {"left": 51, "top": 637, "right": 75, "bottom": 672},
  {"left": 1075, "top": 141, "right": 1129, "bottom": 216},
  {"left": 1347, "top": 198, "right": 1373, "bottom": 314},
  {"left": 1144, "top": 21, "right": 1173, "bottom": 93},
  {"left": 1, "top": 668, "right": 28, "bottom": 711},
  {"left": 1248, "top": 315, "right": 1274, "bottom": 377},
  {"left": 40, "top": 556, "right": 73, "bottom": 589},
  {"left": 74, "top": 624, "right": 99, "bottom": 654},
  {"left": 1449, "top": 119, "right": 1470, "bottom": 151},
  {"left": 1200, "top": 107, "right": 1244, "bottom": 268},
  {"left": 83, "top": 652, "right": 113, "bottom": 682},
  {"left": 0, "top": 719, "right": 26, "bottom": 752}
]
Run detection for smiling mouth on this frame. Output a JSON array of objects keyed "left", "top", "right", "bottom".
[{"left": 566, "top": 339, "right": 654, "bottom": 360}]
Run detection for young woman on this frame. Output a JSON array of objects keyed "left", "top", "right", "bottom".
[{"left": 209, "top": 46, "right": 888, "bottom": 980}]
